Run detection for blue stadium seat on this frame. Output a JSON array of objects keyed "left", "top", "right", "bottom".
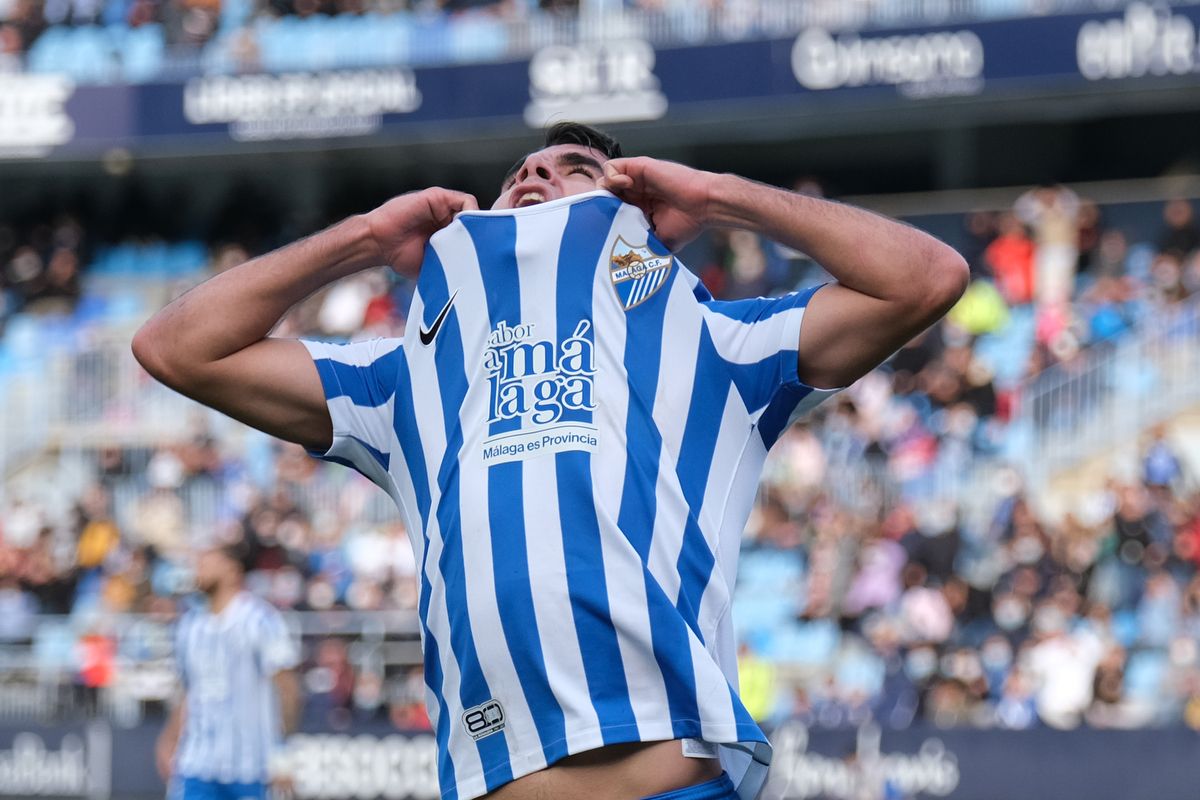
[
  {"left": 122, "top": 24, "right": 165, "bottom": 83},
  {"left": 387, "top": 14, "right": 416, "bottom": 64},
  {"left": 4, "top": 314, "right": 46, "bottom": 360},
  {"left": 109, "top": 243, "right": 137, "bottom": 274},
  {"left": 767, "top": 620, "right": 840, "bottom": 665},
  {"left": 199, "top": 30, "right": 236, "bottom": 75},
  {"left": 448, "top": 14, "right": 508, "bottom": 64},
  {"left": 107, "top": 290, "right": 147, "bottom": 321},
  {"left": 732, "top": 594, "right": 793, "bottom": 635},
  {"left": 101, "top": 0, "right": 131, "bottom": 27},
  {"left": 285, "top": 17, "right": 321, "bottom": 72},
  {"left": 1124, "top": 649, "right": 1167, "bottom": 701},
  {"left": 32, "top": 623, "right": 77, "bottom": 672},
  {"left": 91, "top": 245, "right": 118, "bottom": 276},
  {"left": 253, "top": 18, "right": 292, "bottom": 73},
  {"left": 168, "top": 241, "right": 208, "bottom": 274},
  {"left": 1111, "top": 608, "right": 1141, "bottom": 648},
  {"left": 407, "top": 16, "right": 451, "bottom": 66},
  {"left": 220, "top": 0, "right": 254, "bottom": 32},
  {"left": 64, "top": 26, "right": 119, "bottom": 83},
  {"left": 975, "top": 303, "right": 1036, "bottom": 387},
  {"left": 835, "top": 643, "right": 885, "bottom": 696},
  {"left": 324, "top": 16, "right": 369, "bottom": 69},
  {"left": 360, "top": 14, "right": 411, "bottom": 67},
  {"left": 143, "top": 241, "right": 170, "bottom": 275},
  {"left": 25, "top": 26, "right": 73, "bottom": 75},
  {"left": 72, "top": 293, "right": 110, "bottom": 325},
  {"left": 300, "top": 14, "right": 336, "bottom": 71}
]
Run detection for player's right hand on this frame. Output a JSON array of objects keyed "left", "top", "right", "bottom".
[{"left": 364, "top": 188, "right": 479, "bottom": 278}]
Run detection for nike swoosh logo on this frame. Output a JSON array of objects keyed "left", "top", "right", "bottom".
[{"left": 420, "top": 289, "right": 458, "bottom": 346}]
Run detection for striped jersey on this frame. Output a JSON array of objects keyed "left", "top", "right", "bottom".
[
  {"left": 301, "top": 189, "right": 837, "bottom": 800},
  {"left": 174, "top": 591, "right": 300, "bottom": 783}
]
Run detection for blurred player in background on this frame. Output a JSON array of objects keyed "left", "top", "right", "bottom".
[
  {"left": 134, "top": 123, "right": 967, "bottom": 800},
  {"left": 156, "top": 541, "right": 303, "bottom": 800}
]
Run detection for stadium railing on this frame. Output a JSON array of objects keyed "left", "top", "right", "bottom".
[
  {"left": 0, "top": 609, "right": 421, "bottom": 723},
  {"left": 1016, "top": 292, "right": 1200, "bottom": 482},
  {"left": 1, "top": 321, "right": 1009, "bottom": 531}
]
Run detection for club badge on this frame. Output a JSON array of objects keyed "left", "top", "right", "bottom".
[{"left": 609, "top": 237, "right": 673, "bottom": 310}]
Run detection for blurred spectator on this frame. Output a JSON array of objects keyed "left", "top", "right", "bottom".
[
  {"left": 1159, "top": 199, "right": 1200, "bottom": 260},
  {"left": 1014, "top": 184, "right": 1081, "bottom": 310},
  {"left": 983, "top": 212, "right": 1035, "bottom": 305},
  {"left": 0, "top": 23, "right": 22, "bottom": 71},
  {"left": 0, "top": 576, "right": 36, "bottom": 640},
  {"left": 1143, "top": 427, "right": 1183, "bottom": 491}
]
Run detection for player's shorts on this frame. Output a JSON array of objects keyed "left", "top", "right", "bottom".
[
  {"left": 642, "top": 773, "right": 738, "bottom": 800},
  {"left": 169, "top": 776, "right": 268, "bottom": 800}
]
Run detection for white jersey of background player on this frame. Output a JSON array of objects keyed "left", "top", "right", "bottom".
[{"left": 157, "top": 542, "right": 302, "bottom": 800}]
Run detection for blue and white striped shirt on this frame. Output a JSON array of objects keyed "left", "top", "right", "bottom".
[
  {"left": 302, "top": 190, "right": 837, "bottom": 800},
  {"left": 174, "top": 591, "right": 300, "bottom": 784}
]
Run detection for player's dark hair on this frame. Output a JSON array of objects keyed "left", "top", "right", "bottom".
[
  {"left": 543, "top": 122, "right": 623, "bottom": 160},
  {"left": 504, "top": 122, "right": 623, "bottom": 185},
  {"left": 216, "top": 538, "right": 253, "bottom": 574}
]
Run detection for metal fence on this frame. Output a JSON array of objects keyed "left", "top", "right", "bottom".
[
  {"left": 0, "top": 609, "right": 421, "bottom": 723},
  {"left": 1, "top": 329, "right": 190, "bottom": 474},
  {"left": 1017, "top": 297, "right": 1200, "bottom": 483}
]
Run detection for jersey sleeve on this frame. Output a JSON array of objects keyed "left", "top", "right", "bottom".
[
  {"left": 301, "top": 338, "right": 403, "bottom": 490},
  {"left": 257, "top": 606, "right": 301, "bottom": 675},
  {"left": 697, "top": 283, "right": 842, "bottom": 445}
]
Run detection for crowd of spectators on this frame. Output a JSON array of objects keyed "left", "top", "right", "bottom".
[
  {"left": 0, "top": 0, "right": 1134, "bottom": 79},
  {"left": 742, "top": 401, "right": 1200, "bottom": 732},
  {"left": 1, "top": 186, "right": 1199, "bottom": 733},
  {"left": 0, "top": 436, "right": 430, "bottom": 728},
  {"left": 0, "top": 214, "right": 85, "bottom": 324}
]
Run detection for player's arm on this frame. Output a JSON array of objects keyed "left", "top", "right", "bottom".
[
  {"left": 264, "top": 621, "right": 304, "bottom": 797},
  {"left": 274, "top": 669, "right": 302, "bottom": 735},
  {"left": 131, "top": 189, "right": 478, "bottom": 452},
  {"left": 156, "top": 697, "right": 185, "bottom": 781},
  {"left": 600, "top": 159, "right": 968, "bottom": 389}
]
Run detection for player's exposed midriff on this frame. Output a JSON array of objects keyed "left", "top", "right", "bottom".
[{"left": 481, "top": 740, "right": 723, "bottom": 800}]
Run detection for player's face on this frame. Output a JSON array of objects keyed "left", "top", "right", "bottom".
[
  {"left": 493, "top": 144, "right": 608, "bottom": 210},
  {"left": 193, "top": 548, "right": 230, "bottom": 594}
]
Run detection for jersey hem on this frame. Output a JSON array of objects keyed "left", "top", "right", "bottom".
[
  {"left": 175, "top": 768, "right": 268, "bottom": 785},
  {"left": 449, "top": 189, "right": 618, "bottom": 220},
  {"left": 448, "top": 721, "right": 769, "bottom": 800}
]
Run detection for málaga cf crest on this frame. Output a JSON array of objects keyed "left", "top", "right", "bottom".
[{"left": 609, "top": 237, "right": 673, "bottom": 310}]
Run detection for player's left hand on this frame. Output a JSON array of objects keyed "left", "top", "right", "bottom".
[{"left": 598, "top": 157, "right": 719, "bottom": 250}]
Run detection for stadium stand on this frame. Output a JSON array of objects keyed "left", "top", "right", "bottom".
[
  {"left": 0, "top": 0, "right": 1160, "bottom": 83},
  {"left": 2, "top": 186, "right": 1199, "bottom": 732}
]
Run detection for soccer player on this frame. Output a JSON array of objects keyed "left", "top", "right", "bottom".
[
  {"left": 134, "top": 123, "right": 967, "bottom": 800},
  {"left": 157, "top": 541, "right": 303, "bottom": 800}
]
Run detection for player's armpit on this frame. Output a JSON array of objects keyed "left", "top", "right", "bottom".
[
  {"left": 797, "top": 277, "right": 964, "bottom": 389},
  {"left": 139, "top": 337, "right": 332, "bottom": 453}
]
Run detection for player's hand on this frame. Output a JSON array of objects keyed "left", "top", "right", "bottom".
[
  {"left": 364, "top": 188, "right": 479, "bottom": 278},
  {"left": 270, "top": 774, "right": 297, "bottom": 800},
  {"left": 598, "top": 157, "right": 719, "bottom": 249}
]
